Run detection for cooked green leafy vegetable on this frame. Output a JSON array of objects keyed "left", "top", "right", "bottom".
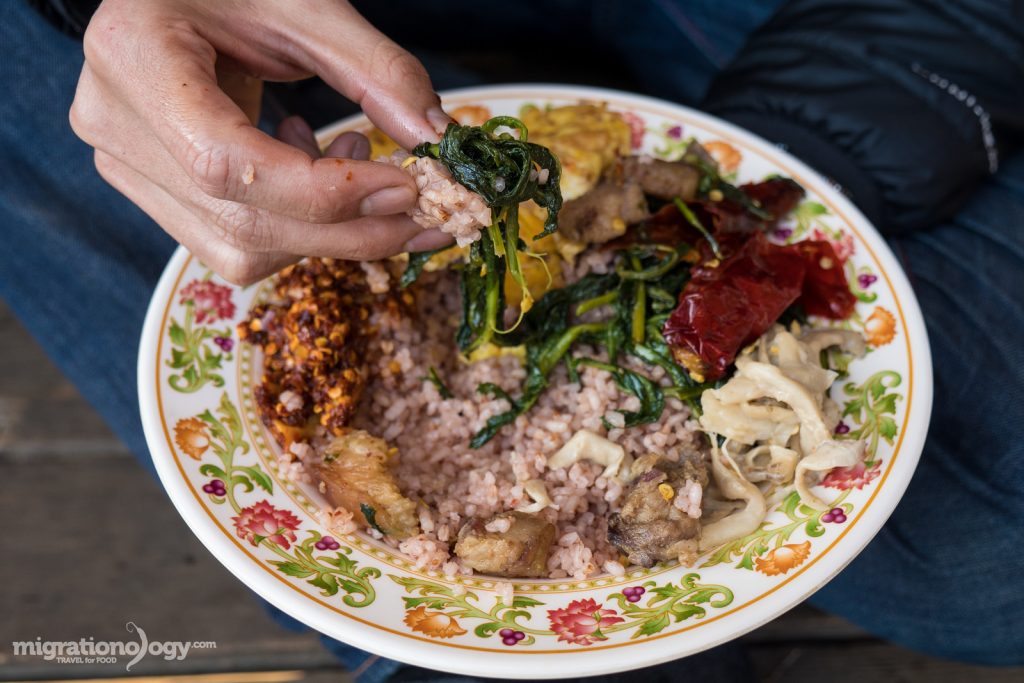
[
  {"left": 469, "top": 244, "right": 705, "bottom": 447},
  {"left": 400, "top": 247, "right": 449, "bottom": 289},
  {"left": 413, "top": 117, "right": 562, "bottom": 235},
  {"left": 684, "top": 147, "right": 772, "bottom": 219},
  {"left": 578, "top": 358, "right": 665, "bottom": 428},
  {"left": 360, "top": 503, "right": 385, "bottom": 535},
  {"left": 423, "top": 365, "right": 453, "bottom": 399},
  {"left": 412, "top": 117, "right": 562, "bottom": 353},
  {"left": 673, "top": 197, "right": 722, "bottom": 260},
  {"left": 402, "top": 123, "right": 738, "bottom": 447}
]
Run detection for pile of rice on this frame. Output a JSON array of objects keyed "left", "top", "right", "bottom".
[
  {"left": 298, "top": 252, "right": 707, "bottom": 581},
  {"left": 385, "top": 152, "right": 491, "bottom": 247}
]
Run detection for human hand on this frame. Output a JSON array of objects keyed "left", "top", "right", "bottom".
[{"left": 70, "top": 0, "right": 454, "bottom": 284}]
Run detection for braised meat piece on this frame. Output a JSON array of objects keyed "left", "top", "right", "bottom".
[
  {"left": 558, "top": 179, "right": 650, "bottom": 245},
  {"left": 454, "top": 511, "right": 556, "bottom": 578},
  {"left": 608, "top": 454, "right": 710, "bottom": 568},
  {"left": 315, "top": 429, "right": 419, "bottom": 540},
  {"left": 619, "top": 156, "right": 700, "bottom": 201}
]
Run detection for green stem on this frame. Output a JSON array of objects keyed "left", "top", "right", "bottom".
[
  {"left": 630, "top": 255, "right": 646, "bottom": 345},
  {"left": 540, "top": 323, "right": 607, "bottom": 372},
  {"left": 674, "top": 197, "right": 722, "bottom": 260},
  {"left": 663, "top": 383, "right": 715, "bottom": 401},
  {"left": 575, "top": 290, "right": 619, "bottom": 316}
]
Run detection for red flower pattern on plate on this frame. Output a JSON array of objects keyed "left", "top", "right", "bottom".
[
  {"left": 233, "top": 500, "right": 302, "bottom": 549},
  {"left": 548, "top": 598, "right": 625, "bottom": 646},
  {"left": 179, "top": 279, "right": 236, "bottom": 324},
  {"left": 811, "top": 227, "right": 855, "bottom": 263},
  {"left": 822, "top": 461, "right": 881, "bottom": 490},
  {"left": 620, "top": 112, "right": 646, "bottom": 149}
]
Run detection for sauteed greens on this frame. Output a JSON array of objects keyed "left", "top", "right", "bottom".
[
  {"left": 470, "top": 243, "right": 716, "bottom": 447},
  {"left": 409, "top": 117, "right": 562, "bottom": 354},
  {"left": 400, "top": 119, "right": 852, "bottom": 448}
]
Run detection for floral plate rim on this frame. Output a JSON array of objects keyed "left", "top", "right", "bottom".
[{"left": 139, "top": 84, "right": 933, "bottom": 678}]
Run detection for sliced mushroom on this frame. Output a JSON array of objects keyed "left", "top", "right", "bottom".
[
  {"left": 699, "top": 442, "right": 767, "bottom": 550},
  {"left": 515, "top": 479, "right": 558, "bottom": 514},
  {"left": 699, "top": 326, "right": 870, "bottom": 510},
  {"left": 548, "top": 429, "right": 632, "bottom": 480}
]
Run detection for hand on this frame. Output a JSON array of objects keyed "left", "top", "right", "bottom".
[{"left": 70, "top": 0, "right": 454, "bottom": 284}]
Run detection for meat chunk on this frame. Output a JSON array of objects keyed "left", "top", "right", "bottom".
[
  {"left": 619, "top": 156, "right": 700, "bottom": 201},
  {"left": 454, "top": 511, "right": 556, "bottom": 578},
  {"left": 608, "top": 454, "right": 710, "bottom": 568},
  {"left": 558, "top": 179, "right": 650, "bottom": 245},
  {"left": 314, "top": 430, "right": 419, "bottom": 540}
]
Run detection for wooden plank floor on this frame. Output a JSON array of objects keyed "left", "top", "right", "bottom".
[{"left": 1, "top": 300, "right": 1019, "bottom": 682}]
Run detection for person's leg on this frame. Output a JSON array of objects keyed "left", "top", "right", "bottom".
[
  {"left": 0, "top": 1, "right": 176, "bottom": 472},
  {"left": 811, "top": 153, "right": 1024, "bottom": 665}
]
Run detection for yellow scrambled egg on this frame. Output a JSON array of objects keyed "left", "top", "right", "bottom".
[{"left": 519, "top": 102, "right": 632, "bottom": 201}]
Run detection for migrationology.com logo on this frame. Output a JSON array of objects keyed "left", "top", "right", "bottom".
[{"left": 12, "top": 622, "right": 216, "bottom": 670}]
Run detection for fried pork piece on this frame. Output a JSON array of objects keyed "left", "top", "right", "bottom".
[
  {"left": 237, "top": 259, "right": 389, "bottom": 446},
  {"left": 454, "top": 511, "right": 556, "bottom": 578},
  {"left": 618, "top": 156, "right": 700, "bottom": 201},
  {"left": 608, "top": 454, "right": 710, "bottom": 568},
  {"left": 558, "top": 178, "right": 650, "bottom": 245},
  {"left": 315, "top": 430, "right": 419, "bottom": 540}
]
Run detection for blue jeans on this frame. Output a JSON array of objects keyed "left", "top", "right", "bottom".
[{"left": 2, "top": 0, "right": 1021, "bottom": 679}]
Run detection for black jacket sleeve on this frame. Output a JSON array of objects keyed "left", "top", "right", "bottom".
[{"left": 702, "top": 0, "right": 1024, "bottom": 234}]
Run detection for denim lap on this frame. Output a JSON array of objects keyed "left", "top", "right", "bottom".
[{"left": 811, "top": 154, "right": 1024, "bottom": 664}]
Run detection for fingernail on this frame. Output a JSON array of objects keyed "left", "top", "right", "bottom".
[
  {"left": 426, "top": 106, "right": 453, "bottom": 138},
  {"left": 359, "top": 185, "right": 416, "bottom": 216},
  {"left": 403, "top": 229, "right": 455, "bottom": 253},
  {"left": 350, "top": 135, "right": 371, "bottom": 161},
  {"left": 324, "top": 131, "right": 370, "bottom": 160}
]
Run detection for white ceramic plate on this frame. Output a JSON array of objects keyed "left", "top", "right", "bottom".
[{"left": 139, "top": 85, "right": 932, "bottom": 678}]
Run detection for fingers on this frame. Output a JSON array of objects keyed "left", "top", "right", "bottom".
[
  {"left": 79, "top": 8, "right": 418, "bottom": 225},
  {"left": 94, "top": 150, "right": 297, "bottom": 284},
  {"left": 72, "top": 0, "right": 452, "bottom": 287},
  {"left": 277, "top": 116, "right": 321, "bottom": 159},
  {"left": 215, "top": 61, "right": 263, "bottom": 126},
  {"left": 324, "top": 131, "right": 371, "bottom": 161},
  {"left": 281, "top": 3, "right": 452, "bottom": 149},
  {"left": 404, "top": 229, "right": 456, "bottom": 253},
  {"left": 277, "top": 118, "right": 372, "bottom": 163},
  {"left": 94, "top": 139, "right": 438, "bottom": 278}
]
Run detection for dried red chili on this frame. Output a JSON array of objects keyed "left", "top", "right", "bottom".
[
  {"left": 663, "top": 234, "right": 856, "bottom": 382},
  {"left": 790, "top": 240, "right": 857, "bottom": 319},
  {"left": 663, "top": 232, "right": 804, "bottom": 381}
]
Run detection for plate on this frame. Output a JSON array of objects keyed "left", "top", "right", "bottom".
[{"left": 139, "top": 84, "right": 932, "bottom": 678}]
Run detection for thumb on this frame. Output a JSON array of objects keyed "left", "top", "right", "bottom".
[{"left": 286, "top": 3, "right": 452, "bottom": 150}]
